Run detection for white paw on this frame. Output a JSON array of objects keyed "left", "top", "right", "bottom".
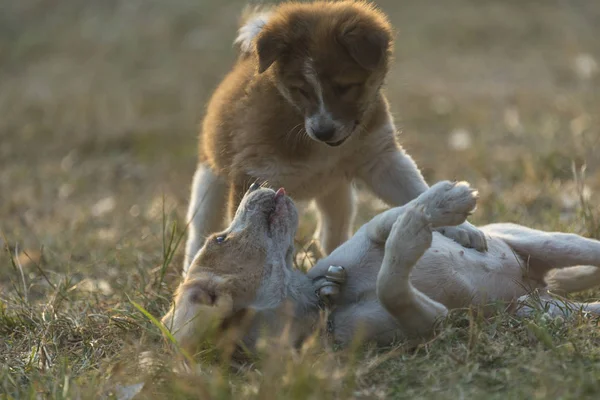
[
  {"left": 418, "top": 181, "right": 478, "bottom": 228},
  {"left": 437, "top": 221, "right": 488, "bottom": 252},
  {"left": 387, "top": 206, "right": 433, "bottom": 254}
]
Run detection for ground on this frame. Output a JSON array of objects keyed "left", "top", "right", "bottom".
[{"left": 1, "top": 0, "right": 600, "bottom": 398}]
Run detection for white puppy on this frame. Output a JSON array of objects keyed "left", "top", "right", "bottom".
[{"left": 163, "top": 182, "right": 600, "bottom": 353}]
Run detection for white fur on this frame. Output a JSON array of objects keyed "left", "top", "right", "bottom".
[
  {"left": 303, "top": 59, "right": 324, "bottom": 108},
  {"left": 376, "top": 207, "right": 449, "bottom": 337},
  {"left": 356, "top": 129, "right": 487, "bottom": 251},
  {"left": 302, "top": 58, "right": 344, "bottom": 143},
  {"left": 356, "top": 121, "right": 430, "bottom": 205},
  {"left": 183, "top": 164, "right": 228, "bottom": 276},
  {"left": 309, "top": 181, "right": 600, "bottom": 344},
  {"left": 235, "top": 11, "right": 272, "bottom": 54},
  {"left": 314, "top": 181, "right": 356, "bottom": 254},
  {"left": 168, "top": 181, "right": 600, "bottom": 351}
]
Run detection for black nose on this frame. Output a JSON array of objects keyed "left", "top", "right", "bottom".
[{"left": 313, "top": 126, "right": 336, "bottom": 142}]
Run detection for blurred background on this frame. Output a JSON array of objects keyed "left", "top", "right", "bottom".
[{"left": 1, "top": 0, "right": 599, "bottom": 292}]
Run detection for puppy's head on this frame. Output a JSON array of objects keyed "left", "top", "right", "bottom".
[
  {"left": 162, "top": 185, "right": 299, "bottom": 352},
  {"left": 255, "top": 1, "right": 393, "bottom": 146}
]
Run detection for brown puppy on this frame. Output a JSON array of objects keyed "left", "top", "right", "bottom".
[{"left": 183, "top": 1, "right": 486, "bottom": 274}]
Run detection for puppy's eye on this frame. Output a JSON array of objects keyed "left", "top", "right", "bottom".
[
  {"left": 215, "top": 235, "right": 227, "bottom": 244},
  {"left": 293, "top": 86, "right": 311, "bottom": 99},
  {"left": 248, "top": 182, "right": 260, "bottom": 192}
]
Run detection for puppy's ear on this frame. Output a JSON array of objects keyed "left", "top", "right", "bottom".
[
  {"left": 338, "top": 20, "right": 392, "bottom": 70},
  {"left": 256, "top": 26, "right": 287, "bottom": 73},
  {"left": 184, "top": 278, "right": 233, "bottom": 309},
  {"left": 161, "top": 278, "right": 234, "bottom": 348}
]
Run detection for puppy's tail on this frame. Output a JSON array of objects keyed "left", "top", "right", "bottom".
[
  {"left": 546, "top": 265, "right": 600, "bottom": 294},
  {"left": 234, "top": 5, "right": 273, "bottom": 56}
]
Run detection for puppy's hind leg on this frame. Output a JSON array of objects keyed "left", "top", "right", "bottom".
[
  {"left": 516, "top": 291, "right": 600, "bottom": 318},
  {"left": 183, "top": 164, "right": 228, "bottom": 276},
  {"left": 315, "top": 181, "right": 356, "bottom": 255},
  {"left": 484, "top": 223, "right": 600, "bottom": 279},
  {"left": 376, "top": 206, "right": 448, "bottom": 338},
  {"left": 545, "top": 265, "right": 600, "bottom": 294}
]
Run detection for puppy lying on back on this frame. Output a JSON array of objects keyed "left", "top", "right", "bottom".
[
  {"left": 164, "top": 182, "right": 600, "bottom": 354},
  {"left": 183, "top": 1, "right": 486, "bottom": 274}
]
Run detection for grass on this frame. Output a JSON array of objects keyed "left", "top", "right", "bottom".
[{"left": 1, "top": 0, "right": 600, "bottom": 398}]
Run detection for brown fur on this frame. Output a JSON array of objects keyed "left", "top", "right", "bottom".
[
  {"left": 183, "top": 1, "right": 487, "bottom": 275},
  {"left": 186, "top": 230, "right": 268, "bottom": 309},
  {"left": 200, "top": 1, "right": 394, "bottom": 217}
]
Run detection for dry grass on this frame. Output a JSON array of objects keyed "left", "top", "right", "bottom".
[{"left": 1, "top": 0, "right": 600, "bottom": 398}]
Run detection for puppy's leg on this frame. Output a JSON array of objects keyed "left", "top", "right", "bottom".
[
  {"left": 367, "top": 181, "right": 478, "bottom": 244},
  {"left": 516, "top": 291, "right": 600, "bottom": 318},
  {"left": 436, "top": 222, "right": 487, "bottom": 252},
  {"left": 484, "top": 223, "right": 600, "bottom": 275},
  {"left": 357, "top": 145, "right": 428, "bottom": 206},
  {"left": 545, "top": 266, "right": 600, "bottom": 294},
  {"left": 183, "top": 164, "right": 228, "bottom": 276},
  {"left": 315, "top": 181, "right": 356, "bottom": 254},
  {"left": 357, "top": 147, "right": 487, "bottom": 251},
  {"left": 376, "top": 206, "right": 448, "bottom": 338},
  {"left": 228, "top": 175, "right": 254, "bottom": 221}
]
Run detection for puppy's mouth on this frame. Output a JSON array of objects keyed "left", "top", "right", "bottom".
[
  {"left": 267, "top": 188, "right": 288, "bottom": 228},
  {"left": 324, "top": 122, "right": 359, "bottom": 147},
  {"left": 325, "top": 137, "right": 348, "bottom": 147}
]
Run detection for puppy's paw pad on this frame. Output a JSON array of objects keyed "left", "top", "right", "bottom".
[
  {"left": 422, "top": 181, "right": 478, "bottom": 227},
  {"left": 439, "top": 181, "right": 478, "bottom": 210}
]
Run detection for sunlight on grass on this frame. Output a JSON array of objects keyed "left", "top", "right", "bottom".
[{"left": 1, "top": 0, "right": 600, "bottom": 398}]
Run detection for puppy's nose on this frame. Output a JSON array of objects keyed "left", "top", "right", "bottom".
[{"left": 313, "top": 126, "right": 336, "bottom": 142}]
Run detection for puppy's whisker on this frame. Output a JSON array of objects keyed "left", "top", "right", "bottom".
[
  {"left": 294, "top": 127, "right": 309, "bottom": 148},
  {"left": 297, "top": 130, "right": 309, "bottom": 148},
  {"left": 285, "top": 123, "right": 303, "bottom": 138},
  {"left": 284, "top": 123, "right": 304, "bottom": 150},
  {"left": 295, "top": 127, "right": 310, "bottom": 145}
]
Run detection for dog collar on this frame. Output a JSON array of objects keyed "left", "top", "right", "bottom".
[
  {"left": 315, "top": 265, "right": 346, "bottom": 307},
  {"left": 315, "top": 265, "right": 347, "bottom": 338}
]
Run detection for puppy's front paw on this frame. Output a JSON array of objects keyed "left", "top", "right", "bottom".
[
  {"left": 419, "top": 181, "right": 478, "bottom": 228},
  {"left": 437, "top": 221, "right": 488, "bottom": 252}
]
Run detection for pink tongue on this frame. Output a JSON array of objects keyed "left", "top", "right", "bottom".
[{"left": 275, "top": 188, "right": 286, "bottom": 198}]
